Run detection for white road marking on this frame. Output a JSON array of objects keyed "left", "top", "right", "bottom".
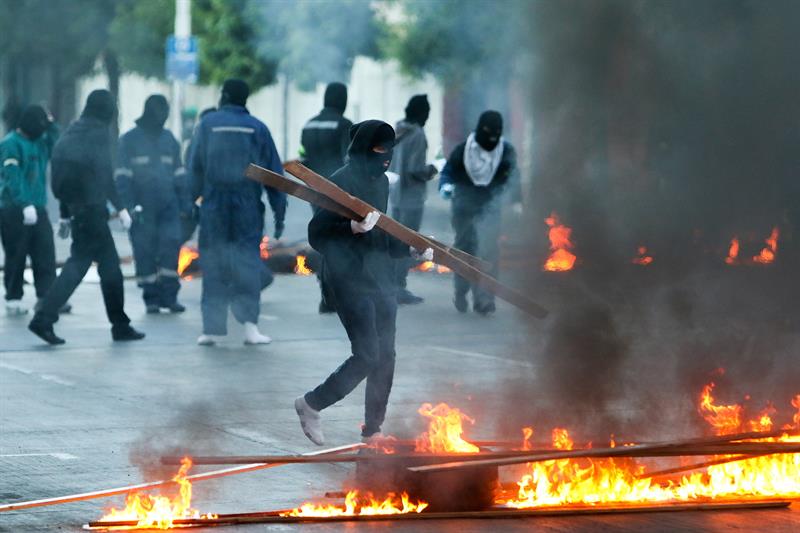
[
  {"left": 0, "top": 362, "right": 74, "bottom": 386},
  {"left": 427, "top": 345, "right": 535, "bottom": 368},
  {"left": 0, "top": 453, "right": 78, "bottom": 460},
  {"left": 259, "top": 314, "right": 279, "bottom": 321},
  {"left": 39, "top": 374, "right": 75, "bottom": 386},
  {"left": 0, "top": 362, "right": 33, "bottom": 374}
]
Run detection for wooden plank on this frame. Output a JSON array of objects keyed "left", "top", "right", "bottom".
[
  {"left": 245, "top": 164, "right": 493, "bottom": 272},
  {"left": 280, "top": 161, "right": 548, "bottom": 318}
]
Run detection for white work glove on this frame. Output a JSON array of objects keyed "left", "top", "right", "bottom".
[
  {"left": 440, "top": 183, "right": 454, "bottom": 200},
  {"left": 57, "top": 219, "right": 71, "bottom": 239},
  {"left": 351, "top": 210, "right": 380, "bottom": 234},
  {"left": 411, "top": 246, "right": 434, "bottom": 262},
  {"left": 22, "top": 205, "right": 37, "bottom": 226},
  {"left": 118, "top": 208, "right": 132, "bottom": 230}
]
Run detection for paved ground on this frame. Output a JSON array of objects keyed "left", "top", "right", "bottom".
[{"left": 1, "top": 195, "right": 798, "bottom": 532}]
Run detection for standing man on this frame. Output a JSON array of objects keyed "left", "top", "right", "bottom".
[
  {"left": 300, "top": 82, "right": 352, "bottom": 313},
  {"left": 28, "top": 89, "right": 145, "bottom": 344},
  {"left": 388, "top": 94, "right": 438, "bottom": 304},
  {"left": 0, "top": 105, "right": 62, "bottom": 315},
  {"left": 189, "top": 79, "right": 286, "bottom": 346},
  {"left": 439, "top": 110, "right": 519, "bottom": 315},
  {"left": 115, "top": 95, "right": 187, "bottom": 314},
  {"left": 294, "top": 120, "right": 433, "bottom": 445}
]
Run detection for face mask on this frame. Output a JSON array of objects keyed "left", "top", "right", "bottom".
[
  {"left": 365, "top": 146, "right": 393, "bottom": 177},
  {"left": 19, "top": 107, "right": 48, "bottom": 140},
  {"left": 475, "top": 125, "right": 501, "bottom": 151}
]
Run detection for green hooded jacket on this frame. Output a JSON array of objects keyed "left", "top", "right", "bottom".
[{"left": 0, "top": 123, "right": 59, "bottom": 208}]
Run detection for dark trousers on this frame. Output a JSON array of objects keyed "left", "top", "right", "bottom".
[
  {"left": 305, "top": 287, "right": 397, "bottom": 436},
  {"left": 130, "top": 204, "right": 181, "bottom": 307},
  {"left": 391, "top": 206, "right": 424, "bottom": 289},
  {"left": 452, "top": 200, "right": 501, "bottom": 307},
  {"left": 0, "top": 206, "right": 56, "bottom": 301},
  {"left": 32, "top": 206, "right": 130, "bottom": 328}
]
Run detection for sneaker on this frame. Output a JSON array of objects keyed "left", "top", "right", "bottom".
[
  {"left": 197, "top": 334, "right": 224, "bottom": 346},
  {"left": 6, "top": 301, "right": 29, "bottom": 316},
  {"left": 397, "top": 289, "right": 424, "bottom": 305},
  {"left": 111, "top": 325, "right": 146, "bottom": 341},
  {"left": 164, "top": 302, "right": 186, "bottom": 313},
  {"left": 243, "top": 322, "right": 271, "bottom": 345},
  {"left": 145, "top": 304, "right": 160, "bottom": 314},
  {"left": 474, "top": 301, "right": 496, "bottom": 316},
  {"left": 28, "top": 321, "right": 65, "bottom": 345},
  {"left": 295, "top": 396, "right": 325, "bottom": 445},
  {"left": 454, "top": 293, "right": 468, "bottom": 313},
  {"left": 59, "top": 303, "right": 72, "bottom": 314}
]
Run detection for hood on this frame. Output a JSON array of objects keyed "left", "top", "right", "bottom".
[
  {"left": 347, "top": 120, "right": 395, "bottom": 178},
  {"left": 19, "top": 105, "right": 49, "bottom": 140},
  {"left": 404, "top": 94, "right": 430, "bottom": 126},
  {"left": 136, "top": 94, "right": 169, "bottom": 132},
  {"left": 324, "top": 82, "right": 347, "bottom": 114},
  {"left": 81, "top": 89, "right": 116, "bottom": 124}
]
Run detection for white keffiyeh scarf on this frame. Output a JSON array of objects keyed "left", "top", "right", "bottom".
[{"left": 463, "top": 132, "right": 504, "bottom": 186}]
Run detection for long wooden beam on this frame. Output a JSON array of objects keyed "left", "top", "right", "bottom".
[
  {"left": 275, "top": 161, "right": 548, "bottom": 318},
  {"left": 0, "top": 443, "right": 363, "bottom": 513},
  {"left": 244, "top": 165, "right": 493, "bottom": 273}
]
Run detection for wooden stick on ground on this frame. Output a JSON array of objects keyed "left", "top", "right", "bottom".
[
  {"left": 0, "top": 443, "right": 363, "bottom": 513},
  {"left": 244, "top": 165, "right": 493, "bottom": 272},
  {"left": 638, "top": 454, "right": 771, "bottom": 480}
]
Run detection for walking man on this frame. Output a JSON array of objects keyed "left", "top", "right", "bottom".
[
  {"left": 189, "top": 79, "right": 286, "bottom": 346},
  {"left": 28, "top": 89, "right": 145, "bottom": 344},
  {"left": 294, "top": 120, "right": 433, "bottom": 445}
]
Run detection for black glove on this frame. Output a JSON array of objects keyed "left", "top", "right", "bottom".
[
  {"left": 57, "top": 218, "right": 71, "bottom": 239},
  {"left": 274, "top": 219, "right": 285, "bottom": 240}
]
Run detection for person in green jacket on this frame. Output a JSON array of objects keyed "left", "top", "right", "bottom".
[{"left": 0, "top": 104, "right": 63, "bottom": 316}]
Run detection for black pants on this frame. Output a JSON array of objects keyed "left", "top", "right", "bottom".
[
  {"left": 452, "top": 200, "right": 501, "bottom": 307},
  {"left": 392, "top": 206, "right": 424, "bottom": 289},
  {"left": 305, "top": 287, "right": 397, "bottom": 436},
  {"left": 0, "top": 206, "right": 56, "bottom": 301},
  {"left": 32, "top": 206, "right": 130, "bottom": 328}
]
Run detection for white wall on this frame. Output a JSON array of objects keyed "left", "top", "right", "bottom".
[{"left": 77, "top": 56, "right": 444, "bottom": 162}]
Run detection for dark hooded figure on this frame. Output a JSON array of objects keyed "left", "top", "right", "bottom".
[
  {"left": 189, "top": 79, "right": 286, "bottom": 346},
  {"left": 439, "top": 110, "right": 520, "bottom": 315},
  {"left": 299, "top": 82, "right": 353, "bottom": 314},
  {"left": 389, "top": 94, "right": 438, "bottom": 305},
  {"left": 115, "top": 94, "right": 188, "bottom": 313},
  {"left": 294, "top": 120, "right": 433, "bottom": 445},
  {"left": 29, "top": 89, "right": 145, "bottom": 345},
  {"left": 0, "top": 104, "right": 62, "bottom": 316}
]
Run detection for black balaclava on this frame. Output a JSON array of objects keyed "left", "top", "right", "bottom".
[
  {"left": 474, "top": 110, "right": 503, "bottom": 151},
  {"left": 348, "top": 120, "right": 395, "bottom": 178},
  {"left": 18, "top": 105, "right": 49, "bottom": 140},
  {"left": 136, "top": 94, "right": 169, "bottom": 133},
  {"left": 405, "top": 94, "right": 430, "bottom": 127},
  {"left": 324, "top": 82, "right": 347, "bottom": 114},
  {"left": 219, "top": 79, "right": 250, "bottom": 107},
  {"left": 81, "top": 89, "right": 116, "bottom": 124}
]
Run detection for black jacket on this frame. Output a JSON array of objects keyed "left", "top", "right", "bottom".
[
  {"left": 440, "top": 140, "right": 521, "bottom": 212},
  {"left": 300, "top": 107, "right": 352, "bottom": 179},
  {"left": 308, "top": 121, "right": 408, "bottom": 295},
  {"left": 51, "top": 117, "right": 122, "bottom": 218}
]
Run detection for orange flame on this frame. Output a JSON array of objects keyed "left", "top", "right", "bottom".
[
  {"left": 283, "top": 490, "right": 428, "bottom": 517},
  {"left": 98, "top": 458, "right": 216, "bottom": 528},
  {"left": 259, "top": 236, "right": 270, "bottom": 260},
  {"left": 412, "top": 261, "right": 451, "bottom": 273},
  {"left": 522, "top": 427, "right": 534, "bottom": 451},
  {"left": 725, "top": 237, "right": 740, "bottom": 265},
  {"left": 295, "top": 255, "right": 312, "bottom": 276},
  {"left": 698, "top": 382, "right": 743, "bottom": 435},
  {"left": 543, "top": 213, "right": 576, "bottom": 272},
  {"left": 414, "top": 403, "right": 480, "bottom": 454},
  {"left": 177, "top": 246, "right": 199, "bottom": 278},
  {"left": 752, "top": 227, "right": 779, "bottom": 264},
  {"left": 631, "top": 246, "right": 653, "bottom": 266}
]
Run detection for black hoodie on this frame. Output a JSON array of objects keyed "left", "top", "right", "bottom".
[{"left": 308, "top": 120, "right": 408, "bottom": 294}]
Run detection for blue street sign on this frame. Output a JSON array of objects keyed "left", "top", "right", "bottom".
[{"left": 166, "top": 35, "right": 199, "bottom": 83}]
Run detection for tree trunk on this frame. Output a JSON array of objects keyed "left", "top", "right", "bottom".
[{"left": 104, "top": 49, "right": 121, "bottom": 140}]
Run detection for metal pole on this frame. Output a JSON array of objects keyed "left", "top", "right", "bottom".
[{"left": 172, "top": 0, "right": 191, "bottom": 142}]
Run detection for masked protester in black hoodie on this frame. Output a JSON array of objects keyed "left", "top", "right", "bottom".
[
  {"left": 28, "top": 90, "right": 145, "bottom": 345},
  {"left": 295, "top": 120, "right": 433, "bottom": 445}
]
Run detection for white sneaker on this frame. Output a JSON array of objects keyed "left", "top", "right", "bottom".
[
  {"left": 6, "top": 301, "right": 29, "bottom": 316},
  {"left": 197, "top": 334, "right": 224, "bottom": 346},
  {"left": 294, "top": 396, "right": 324, "bottom": 445},
  {"left": 243, "top": 322, "right": 271, "bottom": 345}
]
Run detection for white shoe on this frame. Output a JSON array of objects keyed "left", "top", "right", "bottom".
[
  {"left": 6, "top": 301, "right": 29, "bottom": 316},
  {"left": 197, "top": 334, "right": 224, "bottom": 346},
  {"left": 295, "top": 396, "right": 325, "bottom": 446},
  {"left": 243, "top": 322, "right": 271, "bottom": 345}
]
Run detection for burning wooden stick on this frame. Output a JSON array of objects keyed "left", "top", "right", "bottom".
[
  {"left": 247, "top": 163, "right": 548, "bottom": 318},
  {"left": 0, "top": 443, "right": 363, "bottom": 513},
  {"left": 637, "top": 454, "right": 771, "bottom": 480},
  {"left": 244, "top": 164, "right": 493, "bottom": 273}
]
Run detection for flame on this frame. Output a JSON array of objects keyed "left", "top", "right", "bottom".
[
  {"left": 412, "top": 261, "right": 451, "bottom": 273},
  {"left": 259, "top": 236, "right": 270, "bottom": 260},
  {"left": 177, "top": 246, "right": 199, "bottom": 278},
  {"left": 414, "top": 403, "right": 480, "bottom": 454},
  {"left": 725, "top": 237, "right": 740, "bottom": 265},
  {"left": 631, "top": 246, "right": 653, "bottom": 266},
  {"left": 522, "top": 427, "right": 534, "bottom": 451},
  {"left": 295, "top": 255, "right": 312, "bottom": 275},
  {"left": 698, "top": 382, "right": 743, "bottom": 435},
  {"left": 543, "top": 213, "right": 576, "bottom": 272},
  {"left": 752, "top": 227, "right": 779, "bottom": 264},
  {"left": 283, "top": 490, "right": 428, "bottom": 517},
  {"left": 98, "top": 458, "right": 216, "bottom": 528}
]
